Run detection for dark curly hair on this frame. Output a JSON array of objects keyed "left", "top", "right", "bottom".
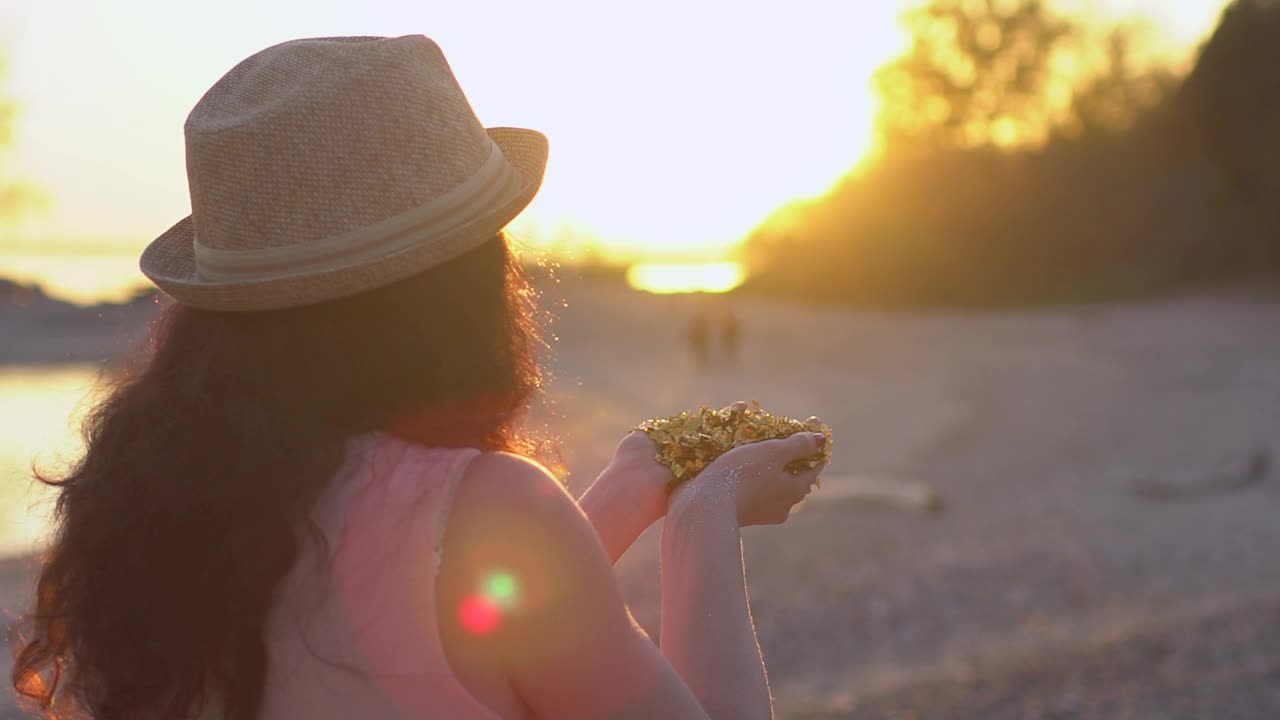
[{"left": 12, "top": 233, "right": 544, "bottom": 719}]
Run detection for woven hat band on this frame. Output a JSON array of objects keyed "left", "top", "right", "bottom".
[{"left": 193, "top": 137, "right": 521, "bottom": 282}]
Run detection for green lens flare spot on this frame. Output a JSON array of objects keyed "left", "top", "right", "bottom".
[{"left": 484, "top": 571, "right": 519, "bottom": 609}]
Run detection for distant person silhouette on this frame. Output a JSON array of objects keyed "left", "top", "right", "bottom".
[
  {"left": 721, "top": 311, "right": 741, "bottom": 367},
  {"left": 688, "top": 312, "right": 711, "bottom": 369}
]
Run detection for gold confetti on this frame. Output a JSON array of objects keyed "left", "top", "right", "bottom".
[{"left": 636, "top": 401, "right": 832, "bottom": 492}]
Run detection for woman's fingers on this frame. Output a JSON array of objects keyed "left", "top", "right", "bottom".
[
  {"left": 778, "top": 431, "right": 827, "bottom": 461},
  {"left": 740, "top": 432, "right": 824, "bottom": 469},
  {"left": 753, "top": 434, "right": 826, "bottom": 493},
  {"left": 619, "top": 430, "right": 657, "bottom": 452}
]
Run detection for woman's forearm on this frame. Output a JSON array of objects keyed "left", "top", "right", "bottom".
[
  {"left": 659, "top": 494, "right": 772, "bottom": 720},
  {"left": 576, "top": 471, "right": 657, "bottom": 565}
]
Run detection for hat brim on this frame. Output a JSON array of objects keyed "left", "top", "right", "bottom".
[{"left": 139, "top": 127, "right": 548, "bottom": 312}]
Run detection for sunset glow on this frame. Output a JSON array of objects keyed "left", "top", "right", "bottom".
[
  {"left": 1, "top": 249, "right": 148, "bottom": 305},
  {"left": 1, "top": 2, "right": 906, "bottom": 267},
  {"left": 0, "top": 0, "right": 1230, "bottom": 302},
  {"left": 0, "top": 366, "right": 101, "bottom": 554},
  {"left": 627, "top": 261, "right": 746, "bottom": 295}
]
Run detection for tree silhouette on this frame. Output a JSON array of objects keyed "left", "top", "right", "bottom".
[
  {"left": 874, "top": 0, "right": 1077, "bottom": 149},
  {"left": 1067, "top": 23, "right": 1176, "bottom": 137},
  {"left": 1179, "top": 0, "right": 1280, "bottom": 251},
  {"left": 741, "top": 0, "right": 1267, "bottom": 307},
  {"left": 873, "top": 0, "right": 1171, "bottom": 151}
]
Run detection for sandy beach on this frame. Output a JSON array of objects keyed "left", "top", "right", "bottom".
[{"left": 2, "top": 275, "right": 1278, "bottom": 718}]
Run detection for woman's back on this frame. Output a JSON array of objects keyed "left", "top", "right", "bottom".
[{"left": 259, "top": 434, "right": 503, "bottom": 720}]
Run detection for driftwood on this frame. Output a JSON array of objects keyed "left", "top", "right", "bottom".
[
  {"left": 1134, "top": 450, "right": 1270, "bottom": 501},
  {"left": 808, "top": 473, "right": 944, "bottom": 514}
]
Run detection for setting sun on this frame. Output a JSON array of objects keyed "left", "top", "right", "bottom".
[{"left": 626, "top": 261, "right": 746, "bottom": 294}]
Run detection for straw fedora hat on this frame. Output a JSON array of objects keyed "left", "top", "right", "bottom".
[{"left": 140, "top": 35, "right": 547, "bottom": 312}]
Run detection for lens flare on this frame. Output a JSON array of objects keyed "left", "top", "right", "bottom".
[
  {"left": 458, "top": 594, "right": 502, "bottom": 636},
  {"left": 484, "top": 572, "right": 520, "bottom": 609},
  {"left": 459, "top": 570, "right": 523, "bottom": 636}
]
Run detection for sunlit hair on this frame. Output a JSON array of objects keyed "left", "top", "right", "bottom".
[{"left": 12, "top": 233, "right": 544, "bottom": 720}]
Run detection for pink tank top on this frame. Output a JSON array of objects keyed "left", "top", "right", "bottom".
[{"left": 255, "top": 433, "right": 501, "bottom": 720}]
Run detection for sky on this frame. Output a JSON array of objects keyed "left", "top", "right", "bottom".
[{"left": 0, "top": 0, "right": 1230, "bottom": 265}]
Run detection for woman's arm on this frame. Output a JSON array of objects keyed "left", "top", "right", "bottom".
[
  {"left": 656, "top": 431, "right": 825, "bottom": 720},
  {"left": 659, "top": 489, "right": 772, "bottom": 720},
  {"left": 576, "top": 468, "right": 656, "bottom": 564},
  {"left": 442, "top": 435, "right": 820, "bottom": 719},
  {"left": 442, "top": 452, "right": 715, "bottom": 719},
  {"left": 576, "top": 432, "right": 671, "bottom": 564}
]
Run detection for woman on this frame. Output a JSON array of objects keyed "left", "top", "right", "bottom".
[{"left": 13, "top": 36, "right": 826, "bottom": 720}]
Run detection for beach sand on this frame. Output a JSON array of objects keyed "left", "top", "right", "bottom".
[{"left": 2, "top": 275, "right": 1278, "bottom": 718}]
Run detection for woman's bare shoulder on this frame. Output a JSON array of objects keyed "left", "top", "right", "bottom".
[
  {"left": 462, "top": 451, "right": 563, "bottom": 498},
  {"left": 441, "top": 450, "right": 626, "bottom": 659},
  {"left": 450, "top": 451, "right": 589, "bottom": 537},
  {"left": 447, "top": 450, "right": 604, "bottom": 580},
  {"left": 441, "top": 451, "right": 712, "bottom": 720}
]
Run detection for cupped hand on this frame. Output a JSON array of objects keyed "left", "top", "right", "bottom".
[
  {"left": 670, "top": 426, "right": 827, "bottom": 526},
  {"left": 601, "top": 402, "right": 755, "bottom": 529},
  {"left": 599, "top": 429, "right": 673, "bottom": 528}
]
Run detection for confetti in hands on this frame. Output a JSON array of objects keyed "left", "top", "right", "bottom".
[{"left": 635, "top": 401, "right": 833, "bottom": 492}]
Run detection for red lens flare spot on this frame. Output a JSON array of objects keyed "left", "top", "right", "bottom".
[{"left": 459, "top": 594, "right": 502, "bottom": 636}]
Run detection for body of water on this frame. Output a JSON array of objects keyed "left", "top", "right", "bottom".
[{"left": 0, "top": 366, "right": 103, "bottom": 556}]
